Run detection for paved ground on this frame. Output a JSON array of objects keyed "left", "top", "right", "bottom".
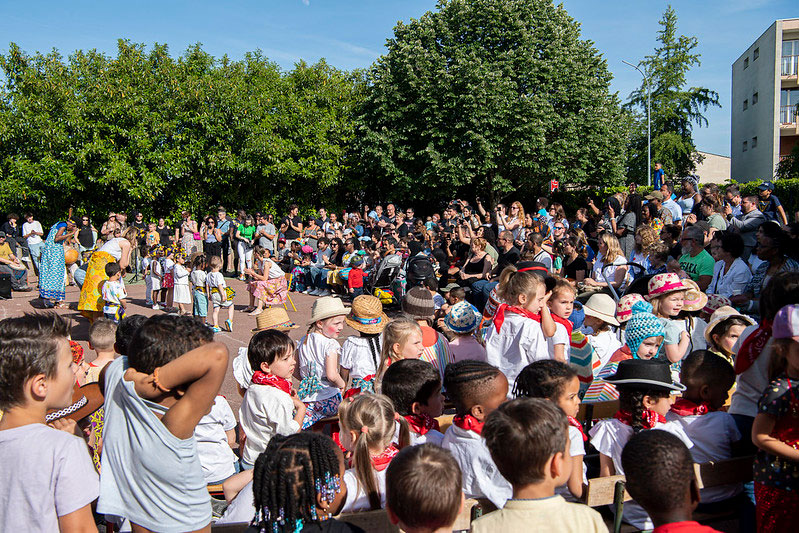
[{"left": 0, "top": 274, "right": 359, "bottom": 417}]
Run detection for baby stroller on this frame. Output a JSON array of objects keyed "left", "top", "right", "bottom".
[{"left": 368, "top": 253, "right": 404, "bottom": 306}]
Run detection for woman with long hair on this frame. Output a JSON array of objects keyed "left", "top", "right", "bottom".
[
  {"left": 39, "top": 219, "right": 78, "bottom": 308},
  {"left": 583, "top": 233, "right": 629, "bottom": 291},
  {"left": 609, "top": 193, "right": 642, "bottom": 260},
  {"left": 497, "top": 201, "right": 524, "bottom": 241},
  {"left": 630, "top": 225, "right": 658, "bottom": 275},
  {"left": 202, "top": 216, "right": 223, "bottom": 259}
]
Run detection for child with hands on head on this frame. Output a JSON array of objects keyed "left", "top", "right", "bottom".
[
  {"left": 337, "top": 393, "right": 410, "bottom": 513},
  {"left": 381, "top": 359, "right": 446, "bottom": 446},
  {"left": 513, "top": 361, "right": 586, "bottom": 501}
]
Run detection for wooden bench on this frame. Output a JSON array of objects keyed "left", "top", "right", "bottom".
[{"left": 584, "top": 474, "right": 634, "bottom": 533}]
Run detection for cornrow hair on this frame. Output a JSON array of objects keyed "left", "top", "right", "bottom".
[
  {"left": 617, "top": 386, "right": 670, "bottom": 434},
  {"left": 252, "top": 432, "right": 342, "bottom": 532},
  {"left": 443, "top": 360, "right": 503, "bottom": 415},
  {"left": 513, "top": 360, "right": 577, "bottom": 400}
]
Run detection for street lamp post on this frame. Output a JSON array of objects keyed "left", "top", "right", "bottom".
[{"left": 623, "top": 60, "right": 651, "bottom": 188}]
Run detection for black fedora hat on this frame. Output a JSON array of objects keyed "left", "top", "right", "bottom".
[{"left": 606, "top": 359, "right": 685, "bottom": 392}]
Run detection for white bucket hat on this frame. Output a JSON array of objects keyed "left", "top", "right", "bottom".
[
  {"left": 583, "top": 293, "right": 620, "bottom": 327},
  {"left": 308, "top": 296, "right": 348, "bottom": 325}
]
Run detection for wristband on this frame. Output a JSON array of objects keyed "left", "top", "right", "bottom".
[{"left": 152, "top": 367, "right": 172, "bottom": 393}]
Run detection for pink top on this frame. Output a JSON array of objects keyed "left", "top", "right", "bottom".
[{"left": 449, "top": 335, "right": 487, "bottom": 363}]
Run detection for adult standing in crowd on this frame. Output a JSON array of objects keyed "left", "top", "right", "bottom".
[
  {"left": 179, "top": 211, "right": 200, "bottom": 255},
  {"left": 78, "top": 227, "right": 135, "bottom": 321},
  {"left": 201, "top": 216, "right": 223, "bottom": 259},
  {"left": 101, "top": 212, "right": 122, "bottom": 239},
  {"left": 676, "top": 175, "right": 701, "bottom": 218},
  {"left": 156, "top": 217, "right": 174, "bottom": 248},
  {"left": 281, "top": 204, "right": 302, "bottom": 245},
  {"left": 660, "top": 183, "right": 682, "bottom": 223},
  {"left": 302, "top": 216, "right": 318, "bottom": 251},
  {"left": 708, "top": 232, "right": 751, "bottom": 298},
  {"left": 726, "top": 195, "right": 765, "bottom": 260},
  {"left": 39, "top": 219, "right": 78, "bottom": 308},
  {"left": 22, "top": 213, "right": 44, "bottom": 276},
  {"left": 77, "top": 215, "right": 97, "bottom": 254},
  {"left": 608, "top": 193, "right": 641, "bottom": 259},
  {"left": 0, "top": 231, "right": 31, "bottom": 292}
]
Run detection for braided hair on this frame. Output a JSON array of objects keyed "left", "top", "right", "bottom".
[
  {"left": 617, "top": 385, "right": 670, "bottom": 434},
  {"left": 443, "top": 360, "right": 504, "bottom": 415},
  {"left": 513, "top": 360, "right": 577, "bottom": 400},
  {"left": 252, "top": 432, "right": 342, "bottom": 532}
]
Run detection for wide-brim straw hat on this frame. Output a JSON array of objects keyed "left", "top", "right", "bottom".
[
  {"left": 704, "top": 306, "right": 755, "bottom": 344},
  {"left": 583, "top": 293, "right": 620, "bottom": 327},
  {"left": 606, "top": 359, "right": 686, "bottom": 392},
  {"left": 681, "top": 279, "right": 708, "bottom": 312},
  {"left": 616, "top": 293, "right": 645, "bottom": 323},
  {"left": 345, "top": 295, "right": 389, "bottom": 334},
  {"left": 252, "top": 307, "right": 298, "bottom": 332},
  {"left": 647, "top": 273, "right": 690, "bottom": 299},
  {"left": 308, "top": 296, "right": 348, "bottom": 325}
]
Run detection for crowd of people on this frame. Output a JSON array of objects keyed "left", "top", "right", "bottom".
[{"left": 2, "top": 175, "right": 799, "bottom": 533}]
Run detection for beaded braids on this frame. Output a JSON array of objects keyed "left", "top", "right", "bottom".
[{"left": 252, "top": 432, "right": 342, "bottom": 533}]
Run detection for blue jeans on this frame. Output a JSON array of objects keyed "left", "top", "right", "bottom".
[
  {"left": 309, "top": 266, "right": 329, "bottom": 290},
  {"left": 469, "top": 280, "right": 498, "bottom": 312},
  {"left": 28, "top": 241, "right": 43, "bottom": 275}
]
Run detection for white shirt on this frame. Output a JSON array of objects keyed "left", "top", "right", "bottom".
[
  {"left": 297, "top": 333, "right": 342, "bottom": 402},
  {"left": 665, "top": 411, "right": 742, "bottom": 503},
  {"left": 708, "top": 258, "right": 752, "bottom": 297},
  {"left": 547, "top": 321, "right": 571, "bottom": 362},
  {"left": 729, "top": 327, "right": 769, "bottom": 418},
  {"left": 534, "top": 250, "right": 553, "bottom": 272},
  {"left": 591, "top": 254, "right": 629, "bottom": 289},
  {"left": 173, "top": 264, "right": 189, "bottom": 286},
  {"left": 239, "top": 384, "right": 301, "bottom": 466},
  {"left": 99, "top": 237, "right": 125, "bottom": 260},
  {"left": 264, "top": 258, "right": 284, "bottom": 279},
  {"left": 194, "top": 396, "right": 237, "bottom": 483},
  {"left": 216, "top": 482, "right": 254, "bottom": 525},
  {"left": 555, "top": 425, "right": 587, "bottom": 502},
  {"left": 441, "top": 424, "right": 512, "bottom": 508},
  {"left": 206, "top": 271, "right": 226, "bottom": 290},
  {"left": 484, "top": 313, "right": 547, "bottom": 395},
  {"left": 341, "top": 468, "right": 387, "bottom": 513},
  {"left": 190, "top": 269, "right": 206, "bottom": 289},
  {"left": 22, "top": 220, "right": 43, "bottom": 245},
  {"left": 340, "top": 336, "right": 381, "bottom": 381},
  {"left": 662, "top": 198, "right": 682, "bottom": 222},
  {"left": 587, "top": 330, "right": 622, "bottom": 376}
]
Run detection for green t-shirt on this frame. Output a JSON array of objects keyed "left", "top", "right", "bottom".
[
  {"left": 238, "top": 224, "right": 256, "bottom": 240},
  {"left": 678, "top": 249, "right": 715, "bottom": 281}
]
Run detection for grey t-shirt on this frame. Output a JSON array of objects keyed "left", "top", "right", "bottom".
[
  {"left": 257, "top": 223, "right": 275, "bottom": 251},
  {"left": 0, "top": 423, "right": 99, "bottom": 532}
]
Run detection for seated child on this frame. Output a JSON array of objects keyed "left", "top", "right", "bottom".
[
  {"left": 0, "top": 313, "right": 99, "bottom": 532},
  {"left": 703, "top": 306, "right": 754, "bottom": 366},
  {"left": 85, "top": 317, "right": 118, "bottom": 383},
  {"left": 589, "top": 359, "right": 693, "bottom": 530},
  {"left": 385, "top": 444, "right": 464, "bottom": 533},
  {"left": 514, "top": 361, "right": 586, "bottom": 501},
  {"left": 239, "top": 329, "right": 305, "bottom": 469},
  {"left": 340, "top": 295, "right": 386, "bottom": 395},
  {"left": 338, "top": 393, "right": 410, "bottom": 512},
  {"left": 441, "top": 360, "right": 512, "bottom": 508},
  {"left": 582, "top": 293, "right": 622, "bottom": 376},
  {"left": 546, "top": 278, "right": 576, "bottom": 363},
  {"left": 375, "top": 317, "right": 424, "bottom": 381},
  {"left": 646, "top": 243, "right": 671, "bottom": 276},
  {"left": 439, "top": 284, "right": 465, "bottom": 316},
  {"left": 381, "top": 359, "right": 445, "bottom": 446},
  {"left": 102, "top": 261, "right": 127, "bottom": 324},
  {"left": 667, "top": 350, "right": 742, "bottom": 505},
  {"left": 615, "top": 293, "right": 645, "bottom": 345},
  {"left": 97, "top": 315, "right": 228, "bottom": 532},
  {"left": 423, "top": 276, "right": 445, "bottom": 310},
  {"left": 194, "top": 395, "right": 237, "bottom": 484},
  {"left": 444, "top": 301, "right": 486, "bottom": 362},
  {"left": 473, "top": 398, "right": 606, "bottom": 532},
  {"left": 622, "top": 430, "right": 721, "bottom": 533}
]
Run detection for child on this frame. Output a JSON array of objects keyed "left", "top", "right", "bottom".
[
  {"left": 648, "top": 273, "right": 691, "bottom": 364},
  {"left": 297, "top": 296, "right": 348, "bottom": 429},
  {"left": 381, "top": 359, "right": 445, "bottom": 445},
  {"left": 582, "top": 293, "right": 622, "bottom": 376},
  {"left": 622, "top": 430, "right": 719, "bottom": 533},
  {"left": 441, "top": 360, "right": 512, "bottom": 508},
  {"left": 85, "top": 317, "right": 117, "bottom": 383},
  {"left": 190, "top": 254, "right": 208, "bottom": 321},
  {"left": 375, "top": 317, "right": 424, "bottom": 380},
  {"left": 340, "top": 295, "right": 387, "bottom": 395},
  {"left": 207, "top": 254, "right": 234, "bottom": 333},
  {"left": 0, "top": 313, "right": 99, "bottom": 532},
  {"left": 161, "top": 247, "right": 175, "bottom": 308},
  {"left": 444, "top": 301, "right": 487, "bottom": 362},
  {"left": 239, "top": 329, "right": 305, "bottom": 469},
  {"left": 667, "top": 350, "right": 742, "bottom": 505},
  {"left": 385, "top": 444, "right": 464, "bottom": 533},
  {"left": 141, "top": 246, "right": 154, "bottom": 307},
  {"left": 700, "top": 293, "right": 731, "bottom": 322},
  {"left": 704, "top": 306, "right": 754, "bottom": 366},
  {"left": 347, "top": 254, "right": 366, "bottom": 298},
  {"left": 439, "top": 283, "right": 465, "bottom": 316},
  {"left": 194, "top": 395, "right": 238, "bottom": 484},
  {"left": 752, "top": 304, "right": 799, "bottom": 532},
  {"left": 172, "top": 252, "right": 191, "bottom": 315},
  {"left": 589, "top": 359, "right": 692, "bottom": 530},
  {"left": 97, "top": 315, "right": 228, "bottom": 532},
  {"left": 145, "top": 222, "right": 160, "bottom": 248},
  {"left": 148, "top": 245, "right": 163, "bottom": 310},
  {"left": 615, "top": 292, "right": 644, "bottom": 344},
  {"left": 474, "top": 398, "right": 605, "bottom": 532},
  {"left": 101, "top": 261, "right": 127, "bottom": 324},
  {"left": 338, "top": 393, "right": 410, "bottom": 512},
  {"left": 484, "top": 268, "right": 552, "bottom": 390},
  {"left": 646, "top": 242, "right": 670, "bottom": 276},
  {"left": 546, "top": 278, "right": 576, "bottom": 363},
  {"left": 513, "top": 361, "right": 586, "bottom": 501},
  {"left": 423, "top": 275, "right": 445, "bottom": 310}
]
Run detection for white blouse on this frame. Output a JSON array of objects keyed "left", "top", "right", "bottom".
[{"left": 708, "top": 258, "right": 752, "bottom": 298}]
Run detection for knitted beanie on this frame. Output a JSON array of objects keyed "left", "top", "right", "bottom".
[
  {"left": 402, "top": 286, "right": 435, "bottom": 319},
  {"left": 625, "top": 301, "right": 665, "bottom": 359}
]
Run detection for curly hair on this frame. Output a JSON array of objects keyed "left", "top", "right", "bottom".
[{"left": 635, "top": 224, "right": 658, "bottom": 254}]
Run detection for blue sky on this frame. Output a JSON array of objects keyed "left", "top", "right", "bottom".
[{"left": 1, "top": 0, "right": 796, "bottom": 157}]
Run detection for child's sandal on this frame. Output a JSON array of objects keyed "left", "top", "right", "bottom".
[{"left": 224, "top": 319, "right": 233, "bottom": 332}]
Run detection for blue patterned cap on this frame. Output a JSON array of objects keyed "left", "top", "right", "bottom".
[
  {"left": 625, "top": 301, "right": 665, "bottom": 358},
  {"left": 444, "top": 301, "right": 482, "bottom": 334}
]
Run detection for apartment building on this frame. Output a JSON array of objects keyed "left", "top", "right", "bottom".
[{"left": 731, "top": 18, "right": 799, "bottom": 182}]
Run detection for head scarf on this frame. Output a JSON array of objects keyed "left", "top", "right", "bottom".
[{"left": 625, "top": 301, "right": 665, "bottom": 359}]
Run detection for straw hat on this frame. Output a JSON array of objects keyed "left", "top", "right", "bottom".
[
  {"left": 252, "top": 307, "right": 298, "bottom": 332},
  {"left": 680, "top": 279, "right": 708, "bottom": 312},
  {"left": 647, "top": 273, "right": 690, "bottom": 299},
  {"left": 345, "top": 295, "right": 389, "bottom": 334},
  {"left": 616, "top": 293, "right": 645, "bottom": 323},
  {"left": 583, "top": 293, "right": 620, "bottom": 327},
  {"left": 444, "top": 301, "right": 482, "bottom": 334},
  {"left": 703, "top": 294, "right": 731, "bottom": 316},
  {"left": 308, "top": 296, "right": 348, "bottom": 325},
  {"left": 704, "top": 306, "right": 755, "bottom": 344}
]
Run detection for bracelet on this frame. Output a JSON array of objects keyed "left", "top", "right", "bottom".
[{"left": 152, "top": 367, "right": 172, "bottom": 393}]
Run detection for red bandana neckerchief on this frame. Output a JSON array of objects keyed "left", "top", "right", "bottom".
[
  {"left": 552, "top": 313, "right": 574, "bottom": 338},
  {"left": 568, "top": 416, "right": 588, "bottom": 442},
  {"left": 493, "top": 304, "right": 540, "bottom": 332},
  {"left": 251, "top": 371, "right": 292, "bottom": 395},
  {"left": 735, "top": 319, "right": 772, "bottom": 375},
  {"left": 670, "top": 398, "right": 714, "bottom": 417},
  {"left": 613, "top": 409, "right": 666, "bottom": 430},
  {"left": 453, "top": 413, "right": 485, "bottom": 435},
  {"left": 404, "top": 413, "right": 441, "bottom": 436},
  {"left": 371, "top": 445, "right": 399, "bottom": 472}
]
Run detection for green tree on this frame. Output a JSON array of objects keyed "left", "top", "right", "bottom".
[
  {"left": 354, "top": 0, "right": 629, "bottom": 208},
  {"left": 624, "top": 5, "right": 720, "bottom": 182}
]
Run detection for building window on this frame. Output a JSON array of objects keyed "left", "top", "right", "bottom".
[
  {"left": 753, "top": 92, "right": 758, "bottom": 105},
  {"left": 781, "top": 89, "right": 799, "bottom": 123},
  {"left": 784, "top": 40, "right": 799, "bottom": 76},
  {"left": 743, "top": 141, "right": 748, "bottom": 152},
  {"left": 743, "top": 99, "right": 748, "bottom": 110},
  {"left": 754, "top": 47, "right": 759, "bottom": 61},
  {"left": 744, "top": 57, "right": 749, "bottom": 69},
  {"left": 752, "top": 136, "right": 758, "bottom": 148}
]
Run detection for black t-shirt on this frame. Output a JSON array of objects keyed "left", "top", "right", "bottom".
[
  {"left": 493, "top": 246, "right": 520, "bottom": 277},
  {"left": 563, "top": 256, "right": 588, "bottom": 280},
  {"left": 1, "top": 221, "right": 18, "bottom": 239},
  {"left": 77, "top": 223, "right": 95, "bottom": 248},
  {"left": 132, "top": 221, "right": 147, "bottom": 244},
  {"left": 157, "top": 226, "right": 173, "bottom": 246},
  {"left": 283, "top": 216, "right": 301, "bottom": 240}
]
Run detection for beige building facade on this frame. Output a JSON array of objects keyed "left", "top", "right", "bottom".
[{"left": 731, "top": 18, "right": 799, "bottom": 182}]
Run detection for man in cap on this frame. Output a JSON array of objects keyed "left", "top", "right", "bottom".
[
  {"left": 757, "top": 181, "right": 788, "bottom": 225},
  {"left": 644, "top": 191, "right": 673, "bottom": 225}
]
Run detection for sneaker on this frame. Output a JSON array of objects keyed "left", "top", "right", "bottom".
[
  {"left": 225, "top": 319, "right": 233, "bottom": 332},
  {"left": 211, "top": 326, "right": 222, "bottom": 333},
  {"left": 238, "top": 275, "right": 246, "bottom": 282},
  {"left": 152, "top": 304, "right": 161, "bottom": 310},
  {"left": 308, "top": 288, "right": 320, "bottom": 296},
  {"left": 317, "top": 289, "right": 331, "bottom": 297}
]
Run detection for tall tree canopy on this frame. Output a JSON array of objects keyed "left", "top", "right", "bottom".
[
  {"left": 624, "top": 5, "right": 721, "bottom": 182},
  {"left": 354, "top": 0, "right": 629, "bottom": 208},
  {"left": 0, "top": 40, "right": 364, "bottom": 221}
]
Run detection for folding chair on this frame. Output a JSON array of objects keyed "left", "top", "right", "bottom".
[{"left": 284, "top": 272, "right": 297, "bottom": 312}]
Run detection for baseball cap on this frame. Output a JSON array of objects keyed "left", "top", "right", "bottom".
[
  {"left": 0, "top": 231, "right": 6, "bottom": 238},
  {"left": 772, "top": 304, "right": 799, "bottom": 340},
  {"left": 644, "top": 191, "right": 664, "bottom": 201},
  {"left": 758, "top": 181, "right": 774, "bottom": 191}
]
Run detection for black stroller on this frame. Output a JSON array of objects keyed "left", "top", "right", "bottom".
[{"left": 368, "top": 253, "right": 404, "bottom": 306}]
